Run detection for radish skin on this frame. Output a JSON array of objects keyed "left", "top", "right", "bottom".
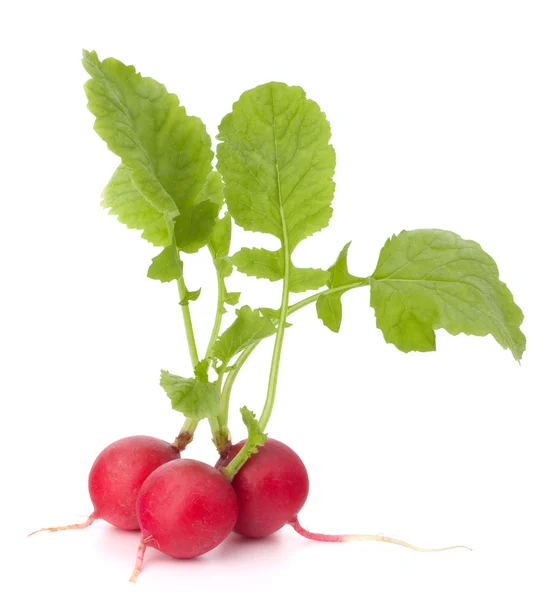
[
  {"left": 216, "top": 438, "right": 309, "bottom": 538},
  {"left": 29, "top": 435, "right": 179, "bottom": 535},
  {"left": 131, "top": 458, "right": 238, "bottom": 580}
]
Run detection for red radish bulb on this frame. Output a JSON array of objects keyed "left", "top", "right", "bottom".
[
  {"left": 131, "top": 459, "right": 238, "bottom": 581},
  {"left": 216, "top": 438, "right": 309, "bottom": 538},
  {"left": 29, "top": 435, "right": 180, "bottom": 535}
]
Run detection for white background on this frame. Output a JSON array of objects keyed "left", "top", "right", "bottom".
[{"left": 2, "top": 1, "right": 554, "bottom": 598}]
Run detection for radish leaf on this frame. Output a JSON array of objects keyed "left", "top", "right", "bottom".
[
  {"left": 370, "top": 229, "right": 526, "bottom": 360},
  {"left": 83, "top": 50, "right": 214, "bottom": 245},
  {"left": 239, "top": 407, "right": 267, "bottom": 451},
  {"left": 214, "top": 306, "right": 276, "bottom": 364},
  {"left": 222, "top": 407, "right": 267, "bottom": 480},
  {"left": 160, "top": 370, "right": 220, "bottom": 420},
  {"left": 224, "top": 291, "right": 241, "bottom": 306},
  {"left": 217, "top": 82, "right": 335, "bottom": 247},
  {"left": 101, "top": 165, "right": 169, "bottom": 246},
  {"left": 232, "top": 247, "right": 329, "bottom": 292},
  {"left": 147, "top": 247, "right": 183, "bottom": 283},
  {"left": 179, "top": 288, "right": 201, "bottom": 305},
  {"left": 317, "top": 242, "right": 366, "bottom": 332}
]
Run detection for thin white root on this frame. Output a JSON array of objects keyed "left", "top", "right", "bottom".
[
  {"left": 344, "top": 533, "right": 472, "bottom": 552},
  {"left": 27, "top": 514, "right": 97, "bottom": 537},
  {"left": 290, "top": 517, "right": 471, "bottom": 552},
  {"left": 129, "top": 538, "right": 148, "bottom": 583}
]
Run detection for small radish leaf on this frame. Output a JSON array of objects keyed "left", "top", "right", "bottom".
[
  {"left": 233, "top": 248, "right": 282, "bottom": 281},
  {"left": 239, "top": 407, "right": 267, "bottom": 451},
  {"left": 179, "top": 288, "right": 201, "bottom": 305},
  {"left": 214, "top": 306, "right": 276, "bottom": 364},
  {"left": 101, "top": 165, "right": 169, "bottom": 246},
  {"left": 222, "top": 407, "right": 267, "bottom": 480},
  {"left": 289, "top": 266, "right": 329, "bottom": 293},
  {"left": 224, "top": 291, "right": 241, "bottom": 306},
  {"left": 147, "top": 247, "right": 183, "bottom": 283},
  {"left": 195, "top": 171, "right": 225, "bottom": 209},
  {"left": 370, "top": 229, "right": 526, "bottom": 360},
  {"left": 233, "top": 247, "right": 329, "bottom": 293},
  {"left": 259, "top": 307, "right": 293, "bottom": 328},
  {"left": 209, "top": 213, "right": 232, "bottom": 260},
  {"left": 317, "top": 242, "right": 366, "bottom": 332},
  {"left": 174, "top": 200, "right": 220, "bottom": 254},
  {"left": 160, "top": 370, "right": 220, "bottom": 420},
  {"left": 194, "top": 359, "right": 211, "bottom": 382}
]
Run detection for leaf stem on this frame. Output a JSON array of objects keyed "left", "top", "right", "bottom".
[
  {"left": 222, "top": 443, "right": 252, "bottom": 480},
  {"left": 223, "top": 278, "right": 372, "bottom": 427},
  {"left": 288, "top": 278, "right": 371, "bottom": 315},
  {"left": 165, "top": 213, "right": 202, "bottom": 449},
  {"left": 220, "top": 343, "right": 256, "bottom": 426},
  {"left": 205, "top": 256, "right": 226, "bottom": 360},
  {"left": 164, "top": 213, "right": 200, "bottom": 367},
  {"left": 172, "top": 417, "right": 198, "bottom": 451},
  {"left": 177, "top": 277, "right": 200, "bottom": 366}
]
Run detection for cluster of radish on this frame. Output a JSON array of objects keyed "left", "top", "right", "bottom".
[
  {"left": 30, "top": 434, "right": 467, "bottom": 581},
  {"left": 29, "top": 48, "right": 534, "bottom": 581}
]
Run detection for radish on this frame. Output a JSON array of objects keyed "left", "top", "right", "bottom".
[
  {"left": 130, "top": 458, "right": 238, "bottom": 582},
  {"left": 216, "top": 438, "right": 309, "bottom": 538},
  {"left": 30, "top": 435, "right": 179, "bottom": 535},
  {"left": 30, "top": 52, "right": 524, "bottom": 580},
  {"left": 218, "top": 438, "right": 470, "bottom": 552}
]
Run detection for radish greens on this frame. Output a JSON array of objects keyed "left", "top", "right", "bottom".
[{"left": 82, "top": 50, "right": 526, "bottom": 457}]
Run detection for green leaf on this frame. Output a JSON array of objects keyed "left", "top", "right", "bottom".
[
  {"left": 194, "top": 359, "right": 210, "bottom": 382},
  {"left": 209, "top": 213, "right": 232, "bottom": 260},
  {"left": 217, "top": 82, "right": 336, "bottom": 251},
  {"left": 259, "top": 307, "right": 281, "bottom": 320},
  {"left": 239, "top": 406, "right": 267, "bottom": 451},
  {"left": 222, "top": 407, "right": 268, "bottom": 480},
  {"left": 215, "top": 256, "right": 233, "bottom": 278},
  {"left": 317, "top": 242, "right": 366, "bottom": 332},
  {"left": 174, "top": 200, "right": 219, "bottom": 254},
  {"left": 213, "top": 306, "right": 277, "bottom": 364},
  {"left": 233, "top": 248, "right": 282, "bottom": 281},
  {"left": 224, "top": 291, "right": 241, "bottom": 306},
  {"left": 289, "top": 266, "right": 329, "bottom": 293},
  {"left": 160, "top": 370, "right": 220, "bottom": 420},
  {"left": 83, "top": 50, "right": 214, "bottom": 236},
  {"left": 370, "top": 229, "right": 526, "bottom": 360},
  {"left": 147, "top": 246, "right": 182, "bottom": 282},
  {"left": 196, "top": 171, "right": 225, "bottom": 210},
  {"left": 101, "top": 165, "right": 169, "bottom": 246},
  {"left": 179, "top": 288, "right": 201, "bottom": 305},
  {"left": 232, "top": 247, "right": 329, "bottom": 293},
  {"left": 258, "top": 307, "right": 293, "bottom": 329}
]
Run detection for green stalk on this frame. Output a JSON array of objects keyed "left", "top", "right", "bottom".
[
  {"left": 164, "top": 213, "right": 202, "bottom": 448},
  {"left": 288, "top": 278, "right": 370, "bottom": 316},
  {"left": 172, "top": 417, "right": 198, "bottom": 452},
  {"left": 258, "top": 157, "right": 291, "bottom": 433},
  {"left": 203, "top": 250, "right": 231, "bottom": 454},
  {"left": 220, "top": 343, "right": 256, "bottom": 426},
  {"left": 225, "top": 279, "right": 372, "bottom": 429},
  {"left": 209, "top": 416, "right": 230, "bottom": 457},
  {"left": 222, "top": 436, "right": 259, "bottom": 481},
  {"left": 165, "top": 214, "right": 200, "bottom": 367},
  {"left": 176, "top": 276, "right": 200, "bottom": 366},
  {"left": 205, "top": 256, "right": 226, "bottom": 360}
]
